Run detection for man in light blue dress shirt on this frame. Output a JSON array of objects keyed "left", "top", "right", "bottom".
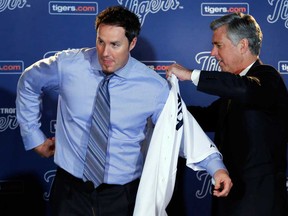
[{"left": 16, "top": 5, "right": 232, "bottom": 216}]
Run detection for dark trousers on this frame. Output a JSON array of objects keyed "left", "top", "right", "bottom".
[{"left": 50, "top": 167, "right": 140, "bottom": 216}]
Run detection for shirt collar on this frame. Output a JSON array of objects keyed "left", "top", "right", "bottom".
[
  {"left": 113, "top": 54, "right": 133, "bottom": 79},
  {"left": 239, "top": 61, "right": 256, "bottom": 76}
]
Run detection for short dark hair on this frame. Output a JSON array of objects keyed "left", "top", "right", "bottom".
[{"left": 95, "top": 5, "right": 141, "bottom": 44}]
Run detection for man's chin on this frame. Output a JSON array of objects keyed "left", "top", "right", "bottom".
[{"left": 102, "top": 65, "right": 115, "bottom": 73}]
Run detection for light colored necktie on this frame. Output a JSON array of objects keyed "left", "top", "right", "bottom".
[{"left": 83, "top": 74, "right": 113, "bottom": 188}]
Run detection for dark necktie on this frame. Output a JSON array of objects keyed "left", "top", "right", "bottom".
[{"left": 83, "top": 74, "right": 113, "bottom": 188}]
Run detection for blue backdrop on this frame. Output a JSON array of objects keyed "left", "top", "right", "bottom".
[{"left": 0, "top": 0, "right": 287, "bottom": 215}]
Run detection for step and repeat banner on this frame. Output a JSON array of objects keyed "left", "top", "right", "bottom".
[{"left": 1, "top": 0, "right": 287, "bottom": 215}]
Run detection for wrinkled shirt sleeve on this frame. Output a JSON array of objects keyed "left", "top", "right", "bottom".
[{"left": 16, "top": 55, "right": 60, "bottom": 150}]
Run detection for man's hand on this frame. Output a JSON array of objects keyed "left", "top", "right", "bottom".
[
  {"left": 212, "top": 169, "right": 233, "bottom": 197},
  {"left": 34, "top": 137, "right": 55, "bottom": 158},
  {"left": 166, "top": 63, "right": 192, "bottom": 81}
]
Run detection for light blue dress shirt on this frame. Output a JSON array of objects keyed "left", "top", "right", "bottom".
[{"left": 16, "top": 47, "right": 226, "bottom": 185}]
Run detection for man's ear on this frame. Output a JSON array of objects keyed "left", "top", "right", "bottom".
[
  {"left": 129, "top": 37, "right": 137, "bottom": 51},
  {"left": 239, "top": 38, "right": 249, "bottom": 54}
]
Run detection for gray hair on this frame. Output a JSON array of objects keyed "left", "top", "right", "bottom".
[{"left": 210, "top": 13, "right": 263, "bottom": 56}]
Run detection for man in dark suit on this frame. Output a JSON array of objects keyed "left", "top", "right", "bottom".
[{"left": 166, "top": 13, "right": 288, "bottom": 216}]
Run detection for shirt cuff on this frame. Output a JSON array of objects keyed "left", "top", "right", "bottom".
[
  {"left": 205, "top": 156, "right": 227, "bottom": 177},
  {"left": 193, "top": 153, "right": 227, "bottom": 177},
  {"left": 23, "top": 129, "right": 47, "bottom": 151},
  {"left": 191, "top": 69, "right": 201, "bottom": 86}
]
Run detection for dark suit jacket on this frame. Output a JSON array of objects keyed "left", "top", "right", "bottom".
[{"left": 188, "top": 59, "right": 288, "bottom": 215}]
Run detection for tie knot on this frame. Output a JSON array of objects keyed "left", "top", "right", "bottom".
[
  {"left": 102, "top": 73, "right": 114, "bottom": 87},
  {"left": 105, "top": 73, "right": 114, "bottom": 80}
]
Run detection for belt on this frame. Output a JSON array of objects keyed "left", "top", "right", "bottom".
[{"left": 56, "top": 167, "right": 139, "bottom": 193}]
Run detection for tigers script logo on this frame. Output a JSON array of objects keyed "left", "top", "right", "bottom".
[
  {"left": 0, "top": 0, "right": 29, "bottom": 13},
  {"left": 43, "top": 170, "right": 56, "bottom": 201},
  {"left": 195, "top": 51, "right": 220, "bottom": 71},
  {"left": 117, "top": 0, "right": 182, "bottom": 26},
  {"left": 0, "top": 108, "right": 18, "bottom": 132},
  {"left": 196, "top": 171, "right": 213, "bottom": 198},
  {"left": 267, "top": 0, "right": 288, "bottom": 28}
]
